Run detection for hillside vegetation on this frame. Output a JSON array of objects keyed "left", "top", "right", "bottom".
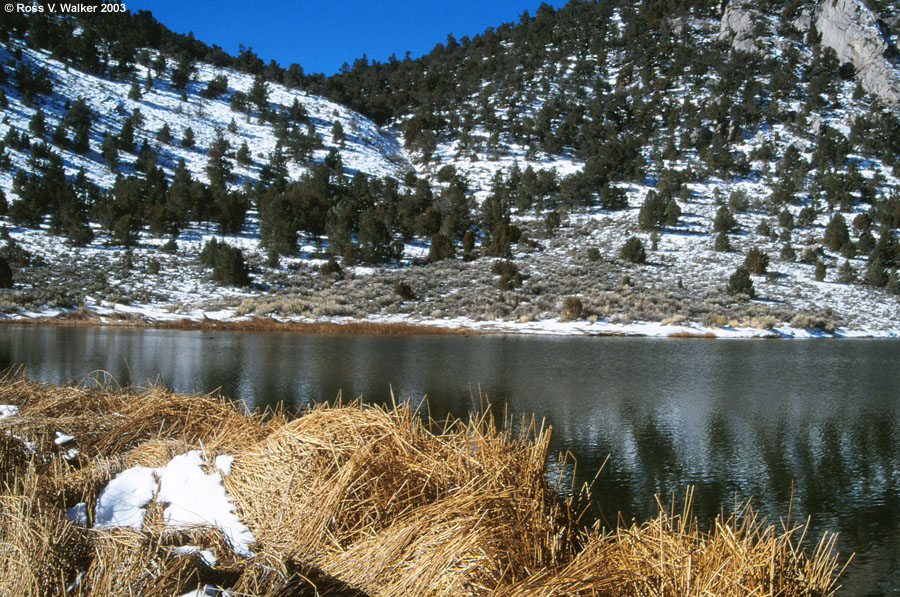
[{"left": 1, "top": 0, "right": 899, "bottom": 334}]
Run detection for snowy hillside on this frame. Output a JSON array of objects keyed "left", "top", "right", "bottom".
[
  {"left": 1, "top": 3, "right": 899, "bottom": 337},
  {"left": 0, "top": 44, "right": 409, "bottom": 193}
]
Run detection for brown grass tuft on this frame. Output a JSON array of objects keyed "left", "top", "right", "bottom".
[{"left": 0, "top": 373, "right": 848, "bottom": 596}]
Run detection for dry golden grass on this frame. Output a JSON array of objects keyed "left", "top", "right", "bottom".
[
  {"left": 499, "top": 489, "right": 848, "bottom": 596},
  {"left": 0, "top": 373, "right": 848, "bottom": 596}
]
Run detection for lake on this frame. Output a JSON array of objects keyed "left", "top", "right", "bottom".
[{"left": 2, "top": 324, "right": 899, "bottom": 594}]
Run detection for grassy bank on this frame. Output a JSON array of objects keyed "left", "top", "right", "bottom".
[{"left": 0, "top": 375, "right": 847, "bottom": 596}]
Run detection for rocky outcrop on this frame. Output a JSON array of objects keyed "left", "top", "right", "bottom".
[
  {"left": 816, "top": 0, "right": 900, "bottom": 107},
  {"left": 719, "top": 1, "right": 765, "bottom": 54}
]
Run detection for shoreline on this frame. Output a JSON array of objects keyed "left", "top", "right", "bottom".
[{"left": 2, "top": 304, "right": 898, "bottom": 339}]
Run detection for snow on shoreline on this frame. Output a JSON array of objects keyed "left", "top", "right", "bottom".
[{"left": 3, "top": 303, "right": 898, "bottom": 339}]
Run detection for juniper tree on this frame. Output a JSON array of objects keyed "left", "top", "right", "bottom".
[
  {"left": 823, "top": 213, "right": 850, "bottom": 252},
  {"left": 620, "top": 236, "right": 646, "bottom": 263},
  {"left": 714, "top": 206, "right": 738, "bottom": 233},
  {"left": 0, "top": 255, "right": 12, "bottom": 288},
  {"left": 727, "top": 266, "right": 755, "bottom": 297},
  {"left": 743, "top": 247, "right": 769, "bottom": 275}
]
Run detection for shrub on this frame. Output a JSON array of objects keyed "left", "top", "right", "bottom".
[
  {"left": 201, "top": 74, "right": 228, "bottom": 99},
  {"left": 394, "top": 281, "right": 416, "bottom": 300},
  {"left": 561, "top": 296, "right": 583, "bottom": 320},
  {"left": 620, "top": 236, "right": 646, "bottom": 264},
  {"left": 756, "top": 220, "right": 771, "bottom": 236},
  {"left": 181, "top": 127, "right": 195, "bottom": 149},
  {"left": 663, "top": 199, "right": 681, "bottom": 227},
  {"left": 743, "top": 247, "right": 769, "bottom": 275},
  {"left": 599, "top": 185, "right": 628, "bottom": 210},
  {"left": 587, "top": 247, "right": 601, "bottom": 262},
  {"left": 320, "top": 257, "right": 343, "bottom": 276},
  {"left": 638, "top": 190, "right": 679, "bottom": 230},
  {"left": 492, "top": 260, "right": 522, "bottom": 290},
  {"left": 155, "top": 123, "right": 173, "bottom": 144},
  {"left": 727, "top": 266, "right": 755, "bottom": 297},
  {"left": 199, "top": 238, "right": 250, "bottom": 286}
]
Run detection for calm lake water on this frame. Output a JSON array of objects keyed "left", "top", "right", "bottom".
[{"left": 2, "top": 324, "right": 899, "bottom": 594}]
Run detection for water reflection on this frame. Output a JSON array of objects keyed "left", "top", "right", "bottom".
[{"left": 2, "top": 325, "right": 899, "bottom": 594}]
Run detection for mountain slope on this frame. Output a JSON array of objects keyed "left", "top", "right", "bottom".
[{"left": 1, "top": 1, "right": 899, "bottom": 336}]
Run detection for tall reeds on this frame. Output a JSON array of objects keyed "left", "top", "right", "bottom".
[{"left": 0, "top": 373, "right": 847, "bottom": 595}]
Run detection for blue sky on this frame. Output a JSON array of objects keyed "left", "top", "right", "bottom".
[{"left": 129, "top": 0, "right": 567, "bottom": 75}]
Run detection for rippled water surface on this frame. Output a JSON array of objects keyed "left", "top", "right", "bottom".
[{"left": 3, "top": 325, "right": 898, "bottom": 593}]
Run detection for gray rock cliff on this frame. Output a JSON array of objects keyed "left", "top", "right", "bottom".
[
  {"left": 719, "top": 1, "right": 765, "bottom": 54},
  {"left": 816, "top": 0, "right": 900, "bottom": 107}
]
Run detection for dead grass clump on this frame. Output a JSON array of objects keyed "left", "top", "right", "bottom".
[
  {"left": 500, "top": 491, "right": 845, "bottom": 596},
  {"left": 0, "top": 430, "right": 29, "bottom": 487},
  {"left": 224, "top": 401, "right": 574, "bottom": 595},
  {"left": 85, "top": 386, "right": 267, "bottom": 457},
  {"left": 0, "top": 375, "right": 847, "bottom": 596},
  {"left": 78, "top": 527, "right": 206, "bottom": 595},
  {"left": 0, "top": 465, "right": 90, "bottom": 597}
]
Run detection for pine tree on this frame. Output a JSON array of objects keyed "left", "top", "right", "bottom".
[
  {"left": 118, "top": 117, "right": 135, "bottom": 152},
  {"left": 181, "top": 126, "right": 195, "bottom": 149},
  {"left": 171, "top": 54, "right": 195, "bottom": 90},
  {"left": 248, "top": 75, "right": 269, "bottom": 116},
  {"left": 236, "top": 142, "right": 252, "bottom": 165},
  {"left": 62, "top": 97, "right": 92, "bottom": 153},
  {"left": 332, "top": 120, "right": 346, "bottom": 148},
  {"left": 200, "top": 238, "right": 250, "bottom": 286},
  {"left": 155, "top": 123, "right": 173, "bottom": 144},
  {"left": 28, "top": 108, "right": 46, "bottom": 138}
]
